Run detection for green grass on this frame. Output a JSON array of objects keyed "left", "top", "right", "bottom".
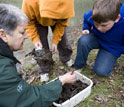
[{"left": 74, "top": 52, "right": 124, "bottom": 107}]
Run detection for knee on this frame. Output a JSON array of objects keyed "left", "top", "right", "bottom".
[
  {"left": 78, "top": 35, "right": 90, "bottom": 46},
  {"left": 93, "top": 66, "right": 112, "bottom": 76}
]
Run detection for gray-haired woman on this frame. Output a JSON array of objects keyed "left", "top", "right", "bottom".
[{"left": 0, "top": 4, "right": 76, "bottom": 107}]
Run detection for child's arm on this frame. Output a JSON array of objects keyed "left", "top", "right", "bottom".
[{"left": 82, "top": 10, "right": 92, "bottom": 34}]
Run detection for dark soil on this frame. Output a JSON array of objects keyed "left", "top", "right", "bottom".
[{"left": 55, "top": 80, "right": 88, "bottom": 104}]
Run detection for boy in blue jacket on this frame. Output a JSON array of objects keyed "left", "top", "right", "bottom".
[{"left": 74, "top": 0, "right": 124, "bottom": 76}]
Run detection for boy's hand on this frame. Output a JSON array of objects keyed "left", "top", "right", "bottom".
[
  {"left": 82, "top": 30, "right": 90, "bottom": 35},
  {"left": 59, "top": 72, "right": 76, "bottom": 85},
  {"left": 52, "top": 43, "right": 57, "bottom": 54},
  {"left": 34, "top": 41, "right": 42, "bottom": 50}
]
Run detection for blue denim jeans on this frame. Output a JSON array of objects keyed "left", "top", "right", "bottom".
[{"left": 74, "top": 33, "right": 118, "bottom": 76}]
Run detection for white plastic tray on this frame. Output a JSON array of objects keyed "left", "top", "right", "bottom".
[{"left": 53, "top": 71, "right": 93, "bottom": 107}]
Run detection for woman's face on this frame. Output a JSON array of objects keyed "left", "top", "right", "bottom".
[{"left": 6, "top": 25, "right": 27, "bottom": 51}]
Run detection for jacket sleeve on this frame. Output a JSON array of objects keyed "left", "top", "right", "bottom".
[
  {"left": 22, "top": 0, "right": 40, "bottom": 44},
  {"left": 52, "top": 19, "right": 69, "bottom": 45},
  {"left": 22, "top": 79, "right": 62, "bottom": 107},
  {"left": 0, "top": 59, "right": 62, "bottom": 107},
  {"left": 83, "top": 10, "right": 93, "bottom": 31},
  {"left": 34, "top": 79, "right": 62, "bottom": 106}
]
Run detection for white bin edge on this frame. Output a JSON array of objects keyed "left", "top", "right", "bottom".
[{"left": 53, "top": 71, "right": 93, "bottom": 107}]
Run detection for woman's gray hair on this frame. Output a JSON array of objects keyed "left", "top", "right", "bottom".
[{"left": 0, "top": 4, "right": 28, "bottom": 35}]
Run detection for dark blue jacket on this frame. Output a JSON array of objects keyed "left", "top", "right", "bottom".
[{"left": 83, "top": 3, "right": 124, "bottom": 57}]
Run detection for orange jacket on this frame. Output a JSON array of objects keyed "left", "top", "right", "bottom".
[{"left": 22, "top": 0, "right": 74, "bottom": 45}]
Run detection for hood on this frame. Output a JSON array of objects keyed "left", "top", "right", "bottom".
[
  {"left": 0, "top": 38, "right": 20, "bottom": 64},
  {"left": 39, "top": 0, "right": 75, "bottom": 19}
]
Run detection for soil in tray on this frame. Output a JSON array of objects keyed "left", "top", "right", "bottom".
[{"left": 55, "top": 80, "right": 88, "bottom": 104}]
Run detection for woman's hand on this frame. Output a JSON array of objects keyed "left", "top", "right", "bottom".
[{"left": 59, "top": 72, "right": 76, "bottom": 85}]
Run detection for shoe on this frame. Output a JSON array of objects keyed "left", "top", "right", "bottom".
[
  {"left": 40, "top": 73, "right": 49, "bottom": 82},
  {"left": 66, "top": 59, "right": 73, "bottom": 67}
]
